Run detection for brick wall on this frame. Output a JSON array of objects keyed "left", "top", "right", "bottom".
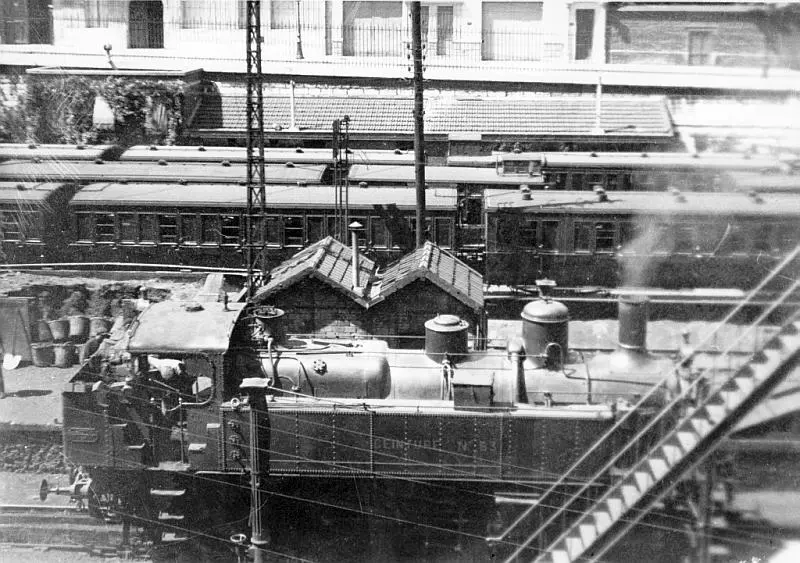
[
  {"left": 608, "top": 11, "right": 776, "bottom": 68},
  {"left": 263, "top": 278, "right": 481, "bottom": 347}
]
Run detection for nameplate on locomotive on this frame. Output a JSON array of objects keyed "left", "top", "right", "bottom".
[{"left": 65, "top": 427, "right": 99, "bottom": 443}]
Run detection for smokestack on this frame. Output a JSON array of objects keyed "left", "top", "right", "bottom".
[
  {"left": 617, "top": 295, "right": 649, "bottom": 354},
  {"left": 349, "top": 221, "right": 363, "bottom": 291}
]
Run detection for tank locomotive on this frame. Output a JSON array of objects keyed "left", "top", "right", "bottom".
[{"left": 58, "top": 294, "right": 677, "bottom": 559}]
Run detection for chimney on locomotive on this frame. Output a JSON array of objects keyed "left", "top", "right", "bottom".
[
  {"left": 251, "top": 305, "right": 287, "bottom": 346},
  {"left": 617, "top": 294, "right": 650, "bottom": 356},
  {"left": 520, "top": 280, "right": 569, "bottom": 371}
]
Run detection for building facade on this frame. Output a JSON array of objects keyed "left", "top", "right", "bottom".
[{"left": 1, "top": 1, "right": 796, "bottom": 72}]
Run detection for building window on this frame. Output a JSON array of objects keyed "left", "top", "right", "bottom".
[
  {"left": 84, "top": 0, "right": 104, "bottom": 28},
  {"left": 238, "top": 0, "right": 248, "bottom": 29},
  {"left": 180, "top": 1, "right": 203, "bottom": 29},
  {"left": 688, "top": 30, "right": 713, "bottom": 66}
]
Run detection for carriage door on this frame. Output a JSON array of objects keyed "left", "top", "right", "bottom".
[{"left": 129, "top": 1, "right": 164, "bottom": 49}]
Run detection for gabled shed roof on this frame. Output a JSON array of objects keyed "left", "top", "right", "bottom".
[
  {"left": 254, "top": 239, "right": 484, "bottom": 313},
  {"left": 371, "top": 242, "right": 484, "bottom": 312},
  {"left": 253, "top": 236, "right": 376, "bottom": 307}
]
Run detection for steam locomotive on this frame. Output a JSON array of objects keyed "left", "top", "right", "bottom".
[{"left": 57, "top": 294, "right": 678, "bottom": 560}]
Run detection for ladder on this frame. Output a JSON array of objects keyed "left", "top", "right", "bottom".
[{"left": 490, "top": 246, "right": 800, "bottom": 563}]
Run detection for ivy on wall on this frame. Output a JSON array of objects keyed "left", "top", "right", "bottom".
[
  {"left": 0, "top": 75, "right": 28, "bottom": 143},
  {"left": 22, "top": 76, "right": 185, "bottom": 145}
]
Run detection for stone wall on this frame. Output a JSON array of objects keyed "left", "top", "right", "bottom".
[{"left": 608, "top": 11, "right": 775, "bottom": 68}]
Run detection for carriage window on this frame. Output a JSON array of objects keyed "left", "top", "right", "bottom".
[
  {"left": 503, "top": 160, "right": 529, "bottom": 175},
  {"left": 673, "top": 224, "right": 695, "bottom": 254},
  {"left": 246, "top": 215, "right": 263, "bottom": 245},
  {"left": 544, "top": 172, "right": 567, "bottom": 189},
  {"left": 158, "top": 215, "right": 178, "bottom": 244},
  {"left": 351, "top": 217, "right": 367, "bottom": 246},
  {"left": 618, "top": 221, "right": 637, "bottom": 246},
  {"left": 652, "top": 173, "right": 670, "bottom": 191},
  {"left": 307, "top": 216, "right": 325, "bottom": 243},
  {"left": 434, "top": 217, "right": 452, "bottom": 248},
  {"left": 284, "top": 215, "right": 304, "bottom": 247},
  {"left": 139, "top": 214, "right": 157, "bottom": 243},
  {"left": 371, "top": 217, "right": 388, "bottom": 248},
  {"left": 631, "top": 172, "right": 654, "bottom": 191},
  {"left": 95, "top": 213, "right": 115, "bottom": 242},
  {"left": 775, "top": 222, "right": 800, "bottom": 252},
  {"left": 716, "top": 224, "right": 748, "bottom": 255},
  {"left": 604, "top": 174, "right": 621, "bottom": 191},
  {"left": 119, "top": 213, "right": 136, "bottom": 242},
  {"left": 595, "top": 222, "right": 615, "bottom": 252},
  {"left": 180, "top": 214, "right": 198, "bottom": 244},
  {"left": 220, "top": 215, "right": 241, "bottom": 245},
  {"left": 520, "top": 218, "right": 537, "bottom": 248},
  {"left": 574, "top": 222, "right": 593, "bottom": 253},
  {"left": 200, "top": 215, "right": 218, "bottom": 244},
  {"left": 0, "top": 212, "right": 22, "bottom": 241},
  {"left": 652, "top": 224, "right": 672, "bottom": 254},
  {"left": 497, "top": 215, "right": 518, "bottom": 245},
  {"left": 23, "top": 212, "right": 42, "bottom": 241},
  {"left": 753, "top": 224, "right": 775, "bottom": 253},
  {"left": 694, "top": 223, "right": 721, "bottom": 254},
  {"left": 461, "top": 197, "right": 482, "bottom": 225},
  {"left": 265, "top": 216, "right": 281, "bottom": 245},
  {"left": 76, "top": 213, "right": 92, "bottom": 242},
  {"left": 587, "top": 174, "right": 604, "bottom": 190},
  {"left": 570, "top": 173, "right": 585, "bottom": 191},
  {"left": 541, "top": 220, "right": 559, "bottom": 251}
]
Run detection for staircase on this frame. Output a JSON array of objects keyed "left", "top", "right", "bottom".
[{"left": 490, "top": 246, "right": 800, "bottom": 563}]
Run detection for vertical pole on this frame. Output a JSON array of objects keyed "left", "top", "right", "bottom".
[
  {"left": 248, "top": 390, "right": 269, "bottom": 563},
  {"left": 289, "top": 80, "right": 296, "bottom": 130},
  {"left": 246, "top": 0, "right": 266, "bottom": 300},
  {"left": 295, "top": 0, "right": 304, "bottom": 59},
  {"left": 411, "top": 1, "right": 426, "bottom": 249},
  {"left": 593, "top": 72, "right": 603, "bottom": 135}
]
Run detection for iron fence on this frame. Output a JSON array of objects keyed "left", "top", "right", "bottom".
[{"left": 0, "top": 9, "right": 790, "bottom": 73}]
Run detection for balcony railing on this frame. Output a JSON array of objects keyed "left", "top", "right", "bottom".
[{"left": 1, "top": 12, "right": 792, "bottom": 74}]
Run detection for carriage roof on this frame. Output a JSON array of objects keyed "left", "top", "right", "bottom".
[
  {"left": 0, "top": 181, "right": 70, "bottom": 204},
  {"left": 0, "top": 143, "right": 118, "bottom": 162},
  {"left": 0, "top": 160, "right": 326, "bottom": 184},
  {"left": 120, "top": 145, "right": 415, "bottom": 165},
  {"left": 70, "top": 182, "right": 458, "bottom": 210},
  {"left": 485, "top": 189, "right": 800, "bottom": 217},
  {"left": 348, "top": 164, "right": 545, "bottom": 185}
]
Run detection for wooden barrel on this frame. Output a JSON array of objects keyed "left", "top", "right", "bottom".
[
  {"left": 53, "top": 343, "right": 75, "bottom": 368},
  {"left": 31, "top": 343, "right": 55, "bottom": 367},
  {"left": 69, "top": 315, "right": 90, "bottom": 343},
  {"left": 48, "top": 319, "right": 69, "bottom": 342}
]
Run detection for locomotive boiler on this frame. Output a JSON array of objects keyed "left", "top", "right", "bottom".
[{"left": 59, "top": 294, "right": 678, "bottom": 560}]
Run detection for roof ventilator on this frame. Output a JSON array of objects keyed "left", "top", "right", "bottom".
[{"left": 593, "top": 186, "right": 608, "bottom": 202}]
